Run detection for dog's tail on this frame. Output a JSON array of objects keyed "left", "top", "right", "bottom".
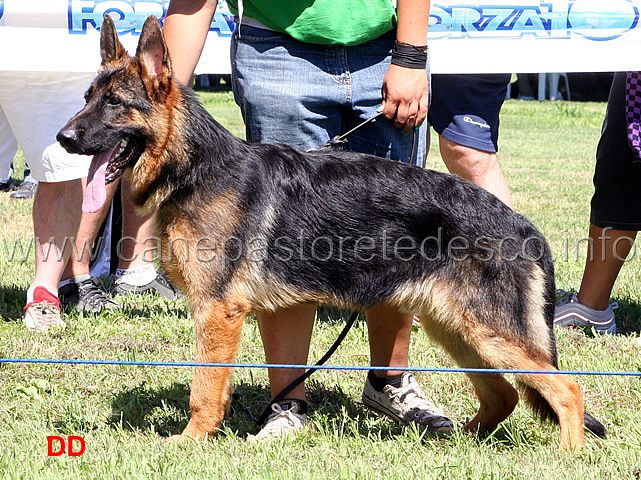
[
  {"left": 517, "top": 383, "right": 558, "bottom": 424},
  {"left": 584, "top": 413, "right": 607, "bottom": 438},
  {"left": 517, "top": 385, "right": 606, "bottom": 438},
  {"left": 518, "top": 249, "right": 606, "bottom": 438}
]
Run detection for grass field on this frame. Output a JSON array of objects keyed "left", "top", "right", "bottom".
[{"left": 1, "top": 92, "right": 641, "bottom": 479}]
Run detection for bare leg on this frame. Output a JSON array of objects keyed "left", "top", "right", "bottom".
[
  {"left": 257, "top": 303, "right": 317, "bottom": 400},
  {"left": 366, "top": 304, "right": 413, "bottom": 378},
  {"left": 117, "top": 176, "right": 157, "bottom": 270},
  {"left": 577, "top": 225, "right": 637, "bottom": 310},
  {"left": 439, "top": 136, "right": 513, "bottom": 208},
  {"left": 31, "top": 180, "right": 83, "bottom": 292},
  {"left": 61, "top": 177, "right": 118, "bottom": 281}
]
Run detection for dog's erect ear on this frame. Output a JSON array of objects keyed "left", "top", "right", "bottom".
[
  {"left": 99, "top": 15, "right": 127, "bottom": 68},
  {"left": 136, "top": 16, "right": 172, "bottom": 81}
]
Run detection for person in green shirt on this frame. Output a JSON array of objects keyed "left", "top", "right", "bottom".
[{"left": 165, "top": 0, "right": 452, "bottom": 440}]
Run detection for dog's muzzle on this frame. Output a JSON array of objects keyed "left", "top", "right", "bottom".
[{"left": 57, "top": 128, "right": 81, "bottom": 153}]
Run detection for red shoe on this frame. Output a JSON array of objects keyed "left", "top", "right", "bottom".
[{"left": 23, "top": 286, "right": 65, "bottom": 332}]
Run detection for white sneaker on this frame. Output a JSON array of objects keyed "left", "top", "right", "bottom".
[
  {"left": 247, "top": 400, "right": 307, "bottom": 442},
  {"left": 23, "top": 286, "right": 66, "bottom": 332},
  {"left": 362, "top": 372, "right": 452, "bottom": 432},
  {"left": 554, "top": 290, "right": 617, "bottom": 335}
]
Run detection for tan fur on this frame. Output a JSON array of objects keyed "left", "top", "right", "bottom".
[
  {"left": 462, "top": 372, "right": 519, "bottom": 434},
  {"left": 389, "top": 269, "right": 585, "bottom": 451},
  {"left": 66, "top": 15, "right": 593, "bottom": 451},
  {"left": 419, "top": 305, "right": 585, "bottom": 450},
  {"left": 522, "top": 265, "right": 553, "bottom": 357},
  {"left": 156, "top": 189, "right": 245, "bottom": 299},
  {"left": 171, "top": 297, "right": 249, "bottom": 442},
  {"left": 126, "top": 86, "right": 186, "bottom": 214},
  {"left": 235, "top": 268, "right": 316, "bottom": 313}
]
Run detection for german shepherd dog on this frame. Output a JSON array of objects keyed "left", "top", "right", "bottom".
[{"left": 58, "top": 16, "right": 604, "bottom": 451}]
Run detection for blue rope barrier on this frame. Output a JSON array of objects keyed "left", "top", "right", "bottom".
[{"left": 1, "top": 357, "right": 640, "bottom": 376}]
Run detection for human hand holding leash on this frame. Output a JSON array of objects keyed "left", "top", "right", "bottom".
[
  {"left": 381, "top": 0, "right": 430, "bottom": 135},
  {"left": 380, "top": 63, "right": 429, "bottom": 135}
]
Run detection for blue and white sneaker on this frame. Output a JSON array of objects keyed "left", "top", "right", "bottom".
[{"left": 554, "top": 290, "right": 618, "bottom": 335}]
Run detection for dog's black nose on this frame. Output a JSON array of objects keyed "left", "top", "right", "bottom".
[{"left": 57, "top": 128, "right": 80, "bottom": 152}]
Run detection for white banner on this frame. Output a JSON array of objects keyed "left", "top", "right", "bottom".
[
  {"left": 0, "top": 0, "right": 232, "bottom": 73},
  {"left": 0, "top": 0, "right": 640, "bottom": 74},
  {"left": 429, "top": 0, "right": 641, "bottom": 73}
]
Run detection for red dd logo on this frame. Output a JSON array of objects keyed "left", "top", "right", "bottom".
[{"left": 47, "top": 436, "right": 86, "bottom": 456}]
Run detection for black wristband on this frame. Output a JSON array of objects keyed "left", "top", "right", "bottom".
[{"left": 391, "top": 40, "right": 428, "bottom": 69}]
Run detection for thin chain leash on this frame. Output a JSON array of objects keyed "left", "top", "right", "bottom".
[{"left": 310, "top": 111, "right": 419, "bottom": 164}]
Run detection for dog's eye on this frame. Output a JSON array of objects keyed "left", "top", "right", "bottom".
[{"left": 107, "top": 96, "right": 122, "bottom": 106}]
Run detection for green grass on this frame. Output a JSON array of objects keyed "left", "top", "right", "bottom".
[{"left": 1, "top": 94, "right": 641, "bottom": 479}]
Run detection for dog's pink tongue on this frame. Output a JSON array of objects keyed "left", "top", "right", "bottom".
[{"left": 82, "top": 148, "right": 114, "bottom": 214}]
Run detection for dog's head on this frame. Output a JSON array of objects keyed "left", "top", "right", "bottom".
[{"left": 57, "top": 15, "right": 173, "bottom": 213}]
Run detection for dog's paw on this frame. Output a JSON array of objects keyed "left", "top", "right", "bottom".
[
  {"left": 166, "top": 434, "right": 186, "bottom": 444},
  {"left": 166, "top": 431, "right": 212, "bottom": 444},
  {"left": 166, "top": 434, "right": 196, "bottom": 444}
]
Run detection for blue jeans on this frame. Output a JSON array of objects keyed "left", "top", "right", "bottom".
[{"left": 231, "top": 25, "right": 428, "bottom": 167}]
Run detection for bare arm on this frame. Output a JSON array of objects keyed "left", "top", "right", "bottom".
[
  {"left": 164, "top": 0, "right": 219, "bottom": 86},
  {"left": 380, "top": 0, "right": 430, "bottom": 134}
]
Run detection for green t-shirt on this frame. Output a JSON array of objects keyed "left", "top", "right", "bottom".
[{"left": 227, "top": 0, "right": 397, "bottom": 46}]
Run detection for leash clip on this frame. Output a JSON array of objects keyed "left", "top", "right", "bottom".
[
  {"left": 316, "top": 135, "right": 349, "bottom": 151},
  {"left": 309, "top": 111, "right": 384, "bottom": 152},
  {"left": 308, "top": 111, "right": 418, "bottom": 164}
]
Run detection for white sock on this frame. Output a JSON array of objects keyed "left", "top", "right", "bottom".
[
  {"left": 115, "top": 264, "right": 157, "bottom": 287},
  {"left": 59, "top": 274, "right": 91, "bottom": 289}
]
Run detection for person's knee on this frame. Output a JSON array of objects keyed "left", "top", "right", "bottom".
[
  {"left": 439, "top": 138, "right": 497, "bottom": 183},
  {"left": 33, "top": 180, "right": 83, "bottom": 212},
  {"left": 36, "top": 179, "right": 82, "bottom": 196}
]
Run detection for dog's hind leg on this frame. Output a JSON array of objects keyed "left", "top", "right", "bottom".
[
  {"left": 422, "top": 326, "right": 519, "bottom": 435},
  {"left": 170, "top": 298, "right": 249, "bottom": 442},
  {"left": 421, "top": 311, "right": 584, "bottom": 451},
  {"left": 461, "top": 330, "right": 585, "bottom": 451},
  {"left": 462, "top": 370, "right": 519, "bottom": 435}
]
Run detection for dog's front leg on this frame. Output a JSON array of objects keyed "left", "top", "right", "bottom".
[{"left": 170, "top": 299, "right": 248, "bottom": 442}]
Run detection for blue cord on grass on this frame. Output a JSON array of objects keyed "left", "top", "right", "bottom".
[{"left": 1, "top": 358, "right": 640, "bottom": 376}]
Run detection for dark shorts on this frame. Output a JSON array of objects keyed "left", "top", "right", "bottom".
[
  {"left": 428, "top": 74, "right": 511, "bottom": 153},
  {"left": 591, "top": 72, "right": 641, "bottom": 231}
]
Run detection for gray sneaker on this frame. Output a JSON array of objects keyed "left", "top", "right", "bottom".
[
  {"left": 247, "top": 400, "right": 308, "bottom": 442},
  {"left": 109, "top": 272, "right": 182, "bottom": 300},
  {"left": 10, "top": 180, "right": 37, "bottom": 199},
  {"left": 59, "top": 276, "right": 120, "bottom": 314},
  {"left": 362, "top": 372, "right": 453, "bottom": 432},
  {"left": 554, "top": 290, "right": 617, "bottom": 335}
]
